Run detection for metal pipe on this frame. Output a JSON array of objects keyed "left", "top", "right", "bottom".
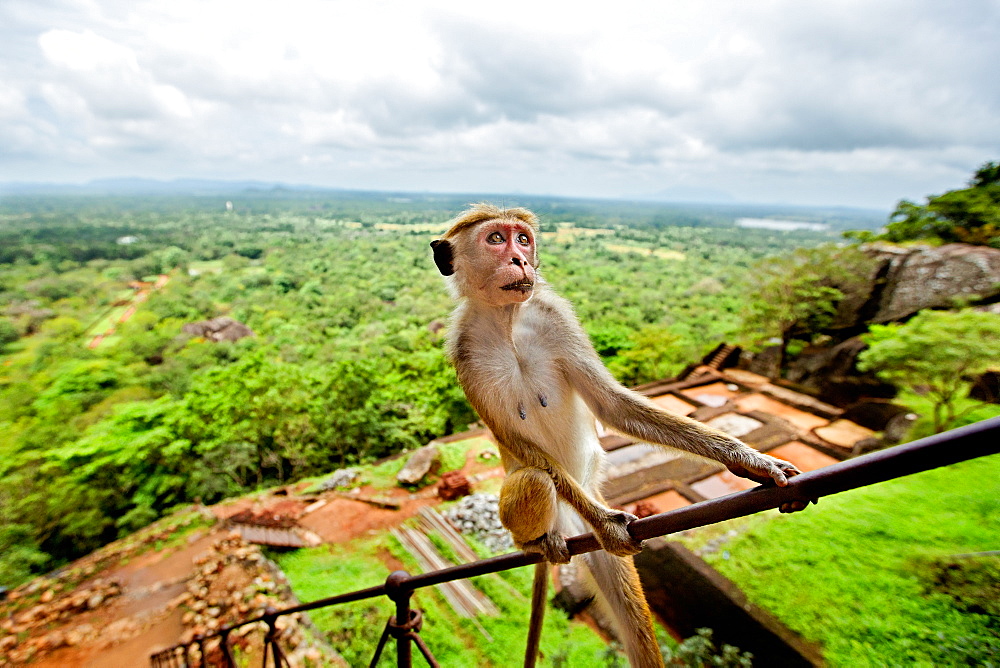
[{"left": 628, "top": 415, "right": 1000, "bottom": 543}]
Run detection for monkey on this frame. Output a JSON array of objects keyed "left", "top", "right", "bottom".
[{"left": 431, "top": 203, "right": 809, "bottom": 668}]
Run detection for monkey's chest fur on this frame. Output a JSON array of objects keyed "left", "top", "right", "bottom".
[{"left": 451, "top": 300, "right": 604, "bottom": 485}]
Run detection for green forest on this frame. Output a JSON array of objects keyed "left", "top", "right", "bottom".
[{"left": 0, "top": 184, "right": 978, "bottom": 588}]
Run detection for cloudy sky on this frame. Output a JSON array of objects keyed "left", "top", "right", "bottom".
[{"left": 1, "top": 0, "right": 998, "bottom": 209}]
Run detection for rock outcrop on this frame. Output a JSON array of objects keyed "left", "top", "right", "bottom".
[
  {"left": 834, "top": 243, "right": 1000, "bottom": 330},
  {"left": 778, "top": 242, "right": 1000, "bottom": 404},
  {"left": 182, "top": 317, "right": 254, "bottom": 342}
]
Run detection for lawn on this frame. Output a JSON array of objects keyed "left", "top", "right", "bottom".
[
  {"left": 86, "top": 304, "right": 130, "bottom": 337},
  {"left": 704, "top": 452, "right": 1000, "bottom": 667}
]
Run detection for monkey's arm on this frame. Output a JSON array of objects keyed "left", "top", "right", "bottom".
[{"left": 552, "top": 315, "right": 809, "bottom": 510}]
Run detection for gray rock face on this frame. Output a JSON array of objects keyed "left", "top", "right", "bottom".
[
  {"left": 319, "top": 468, "right": 359, "bottom": 491},
  {"left": 875, "top": 243, "right": 1000, "bottom": 322},
  {"left": 755, "top": 242, "right": 1000, "bottom": 404},
  {"left": 837, "top": 243, "right": 1000, "bottom": 328}
]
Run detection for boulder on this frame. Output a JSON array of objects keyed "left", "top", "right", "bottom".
[
  {"left": 876, "top": 244, "right": 1000, "bottom": 322},
  {"left": 783, "top": 242, "right": 1000, "bottom": 403},
  {"left": 319, "top": 468, "right": 359, "bottom": 491},
  {"left": 970, "top": 370, "right": 1000, "bottom": 404},
  {"left": 396, "top": 444, "right": 440, "bottom": 486},
  {"left": 786, "top": 337, "right": 896, "bottom": 404},
  {"left": 746, "top": 345, "right": 782, "bottom": 379}
]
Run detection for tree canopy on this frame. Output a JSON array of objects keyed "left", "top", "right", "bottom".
[
  {"left": 848, "top": 161, "right": 1000, "bottom": 247},
  {"left": 857, "top": 309, "right": 1000, "bottom": 433},
  {"left": 0, "top": 193, "right": 863, "bottom": 586},
  {"left": 740, "top": 244, "right": 875, "bottom": 362}
]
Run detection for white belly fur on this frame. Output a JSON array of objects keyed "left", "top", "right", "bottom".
[{"left": 463, "top": 305, "right": 605, "bottom": 487}]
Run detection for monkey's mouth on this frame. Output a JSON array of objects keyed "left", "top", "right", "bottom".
[{"left": 501, "top": 280, "right": 534, "bottom": 292}]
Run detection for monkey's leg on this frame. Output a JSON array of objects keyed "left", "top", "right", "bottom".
[
  {"left": 584, "top": 550, "right": 664, "bottom": 668},
  {"left": 492, "top": 430, "right": 641, "bottom": 557},
  {"left": 499, "top": 468, "right": 570, "bottom": 564}
]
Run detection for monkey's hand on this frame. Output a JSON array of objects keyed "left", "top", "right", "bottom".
[
  {"left": 592, "top": 509, "right": 643, "bottom": 557},
  {"left": 521, "top": 533, "right": 571, "bottom": 564},
  {"left": 727, "top": 451, "right": 816, "bottom": 513}
]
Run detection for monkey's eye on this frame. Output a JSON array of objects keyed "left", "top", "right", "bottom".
[
  {"left": 487, "top": 231, "right": 504, "bottom": 244},
  {"left": 516, "top": 233, "right": 530, "bottom": 246}
]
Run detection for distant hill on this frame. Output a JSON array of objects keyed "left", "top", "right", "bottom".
[
  {"left": 0, "top": 177, "right": 330, "bottom": 197},
  {"left": 0, "top": 178, "right": 888, "bottom": 230}
]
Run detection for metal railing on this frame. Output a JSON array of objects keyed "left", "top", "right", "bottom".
[{"left": 150, "top": 416, "right": 1000, "bottom": 667}]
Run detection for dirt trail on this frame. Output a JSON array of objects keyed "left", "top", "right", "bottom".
[
  {"left": 23, "top": 530, "right": 216, "bottom": 668},
  {"left": 4, "top": 444, "right": 503, "bottom": 666}
]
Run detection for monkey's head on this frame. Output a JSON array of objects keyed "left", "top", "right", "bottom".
[{"left": 431, "top": 203, "right": 540, "bottom": 307}]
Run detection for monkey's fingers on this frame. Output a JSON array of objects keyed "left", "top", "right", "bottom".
[
  {"left": 768, "top": 465, "right": 789, "bottom": 487},
  {"left": 779, "top": 497, "right": 818, "bottom": 513},
  {"left": 766, "top": 457, "right": 805, "bottom": 487},
  {"left": 734, "top": 457, "right": 816, "bottom": 511}
]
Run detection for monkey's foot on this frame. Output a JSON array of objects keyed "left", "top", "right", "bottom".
[
  {"left": 594, "top": 510, "right": 643, "bottom": 557},
  {"left": 521, "top": 533, "right": 570, "bottom": 564}
]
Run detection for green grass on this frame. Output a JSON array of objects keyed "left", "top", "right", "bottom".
[
  {"left": 87, "top": 305, "right": 129, "bottom": 336},
  {"left": 896, "top": 390, "right": 1000, "bottom": 440},
  {"left": 111, "top": 288, "right": 136, "bottom": 302},
  {"left": 187, "top": 260, "right": 224, "bottom": 275},
  {"left": 362, "top": 456, "right": 408, "bottom": 490},
  {"left": 273, "top": 536, "right": 616, "bottom": 667},
  {"left": 439, "top": 436, "right": 492, "bottom": 472},
  {"left": 703, "top": 453, "right": 1000, "bottom": 667}
]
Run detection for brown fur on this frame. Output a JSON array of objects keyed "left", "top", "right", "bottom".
[
  {"left": 432, "top": 204, "right": 808, "bottom": 667},
  {"left": 442, "top": 202, "right": 540, "bottom": 240}
]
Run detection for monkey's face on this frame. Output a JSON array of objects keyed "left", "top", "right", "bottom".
[{"left": 456, "top": 219, "right": 538, "bottom": 306}]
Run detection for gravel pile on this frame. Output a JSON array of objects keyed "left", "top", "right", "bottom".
[{"left": 443, "top": 493, "right": 514, "bottom": 554}]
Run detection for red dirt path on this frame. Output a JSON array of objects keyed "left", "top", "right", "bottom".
[
  {"left": 8, "top": 442, "right": 505, "bottom": 665},
  {"left": 25, "top": 530, "right": 216, "bottom": 668}
]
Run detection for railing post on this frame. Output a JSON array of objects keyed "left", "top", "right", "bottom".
[
  {"left": 385, "top": 571, "right": 413, "bottom": 668},
  {"left": 263, "top": 607, "right": 291, "bottom": 668},
  {"left": 523, "top": 562, "right": 548, "bottom": 668}
]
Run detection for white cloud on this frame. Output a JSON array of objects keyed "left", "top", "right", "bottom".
[
  {"left": 0, "top": 0, "right": 997, "bottom": 206},
  {"left": 39, "top": 28, "right": 139, "bottom": 73}
]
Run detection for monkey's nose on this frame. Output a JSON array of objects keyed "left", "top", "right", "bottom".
[{"left": 511, "top": 257, "right": 523, "bottom": 266}]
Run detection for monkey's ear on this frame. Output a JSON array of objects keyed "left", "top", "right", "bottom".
[{"left": 430, "top": 239, "right": 455, "bottom": 276}]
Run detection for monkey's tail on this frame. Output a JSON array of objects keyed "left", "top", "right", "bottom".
[
  {"left": 524, "top": 561, "right": 548, "bottom": 668},
  {"left": 583, "top": 550, "right": 664, "bottom": 668}
]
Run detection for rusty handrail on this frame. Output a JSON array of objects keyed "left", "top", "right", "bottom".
[{"left": 150, "top": 416, "right": 1000, "bottom": 667}]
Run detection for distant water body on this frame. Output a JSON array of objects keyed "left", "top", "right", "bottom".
[{"left": 736, "top": 217, "right": 829, "bottom": 232}]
